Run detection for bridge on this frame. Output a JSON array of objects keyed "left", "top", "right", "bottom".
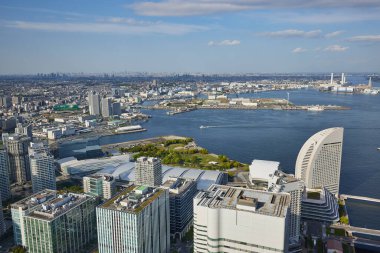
[
  {"left": 331, "top": 224, "right": 380, "bottom": 237},
  {"left": 341, "top": 194, "right": 380, "bottom": 203}
]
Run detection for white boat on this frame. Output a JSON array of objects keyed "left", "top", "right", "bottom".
[
  {"left": 307, "top": 106, "right": 324, "bottom": 112},
  {"left": 200, "top": 125, "right": 206, "bottom": 129},
  {"left": 377, "top": 147, "right": 380, "bottom": 151}
]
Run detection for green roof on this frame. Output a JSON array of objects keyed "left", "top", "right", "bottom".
[{"left": 137, "top": 185, "right": 149, "bottom": 191}]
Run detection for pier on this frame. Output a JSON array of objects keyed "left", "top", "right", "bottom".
[
  {"left": 341, "top": 194, "right": 380, "bottom": 203},
  {"left": 331, "top": 224, "right": 380, "bottom": 237}
]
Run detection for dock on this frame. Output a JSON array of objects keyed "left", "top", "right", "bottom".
[{"left": 341, "top": 194, "right": 380, "bottom": 204}]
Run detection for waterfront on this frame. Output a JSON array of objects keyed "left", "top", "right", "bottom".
[{"left": 98, "top": 79, "right": 380, "bottom": 230}]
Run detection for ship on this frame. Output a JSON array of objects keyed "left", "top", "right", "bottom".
[
  {"left": 115, "top": 125, "right": 146, "bottom": 134},
  {"left": 307, "top": 106, "right": 324, "bottom": 112}
]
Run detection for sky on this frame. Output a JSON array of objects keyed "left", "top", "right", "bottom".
[{"left": 0, "top": 0, "right": 380, "bottom": 74}]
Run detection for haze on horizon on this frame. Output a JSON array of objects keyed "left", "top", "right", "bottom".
[{"left": 0, "top": 0, "right": 380, "bottom": 75}]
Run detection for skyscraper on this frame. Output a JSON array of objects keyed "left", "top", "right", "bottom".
[
  {"left": 88, "top": 91, "right": 101, "bottom": 116},
  {"left": 0, "top": 149, "right": 11, "bottom": 201},
  {"left": 29, "top": 151, "right": 56, "bottom": 193},
  {"left": 4, "top": 134, "right": 31, "bottom": 183},
  {"left": 295, "top": 127, "right": 344, "bottom": 195},
  {"left": 101, "top": 97, "right": 112, "bottom": 118},
  {"left": 194, "top": 185, "right": 290, "bottom": 253},
  {"left": 11, "top": 190, "right": 97, "bottom": 251},
  {"left": 0, "top": 194, "right": 5, "bottom": 237},
  {"left": 135, "top": 157, "right": 162, "bottom": 187},
  {"left": 97, "top": 185, "right": 170, "bottom": 253},
  {"left": 112, "top": 102, "right": 121, "bottom": 116}
]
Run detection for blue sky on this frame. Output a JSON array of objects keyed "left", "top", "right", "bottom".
[{"left": 1, "top": 0, "right": 380, "bottom": 74}]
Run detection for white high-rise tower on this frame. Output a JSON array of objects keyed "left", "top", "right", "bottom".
[
  {"left": 295, "top": 127, "right": 344, "bottom": 195},
  {"left": 341, "top": 73, "right": 345, "bottom": 84},
  {"left": 88, "top": 91, "right": 101, "bottom": 116},
  {"left": 369, "top": 77, "right": 372, "bottom": 88},
  {"left": 330, "top": 73, "right": 334, "bottom": 84},
  {"left": 135, "top": 157, "right": 162, "bottom": 187}
]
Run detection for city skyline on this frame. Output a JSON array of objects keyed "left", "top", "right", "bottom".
[{"left": 1, "top": 1, "right": 380, "bottom": 74}]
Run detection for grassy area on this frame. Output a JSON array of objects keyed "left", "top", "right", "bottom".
[
  {"left": 342, "top": 243, "right": 354, "bottom": 253},
  {"left": 307, "top": 191, "right": 321, "bottom": 200},
  {"left": 121, "top": 138, "right": 248, "bottom": 172},
  {"left": 182, "top": 226, "right": 194, "bottom": 242},
  {"left": 326, "top": 227, "right": 346, "bottom": 237},
  {"left": 338, "top": 200, "right": 350, "bottom": 225},
  {"left": 57, "top": 179, "right": 83, "bottom": 193},
  {"left": 316, "top": 239, "right": 325, "bottom": 253}
]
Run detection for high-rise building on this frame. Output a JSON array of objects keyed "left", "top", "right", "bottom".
[
  {"left": 15, "top": 123, "right": 33, "bottom": 138},
  {"left": 11, "top": 190, "right": 97, "bottom": 251},
  {"left": 4, "top": 134, "right": 31, "bottom": 183},
  {"left": 12, "top": 96, "right": 22, "bottom": 105},
  {"left": 28, "top": 142, "right": 49, "bottom": 155},
  {"left": 29, "top": 151, "right": 56, "bottom": 193},
  {"left": 88, "top": 91, "right": 101, "bottom": 116},
  {"left": 0, "top": 149, "right": 11, "bottom": 201},
  {"left": 330, "top": 73, "right": 334, "bottom": 84},
  {"left": 112, "top": 102, "right": 121, "bottom": 116},
  {"left": 101, "top": 97, "right": 112, "bottom": 118},
  {"left": 96, "top": 185, "right": 170, "bottom": 253},
  {"left": 369, "top": 76, "right": 373, "bottom": 88},
  {"left": 162, "top": 177, "right": 197, "bottom": 239},
  {"left": 135, "top": 157, "right": 162, "bottom": 187},
  {"left": 2, "top": 96, "right": 12, "bottom": 108},
  {"left": 83, "top": 174, "right": 115, "bottom": 199},
  {"left": 194, "top": 184, "right": 290, "bottom": 253},
  {"left": 295, "top": 127, "right": 344, "bottom": 195},
  {"left": 0, "top": 194, "right": 5, "bottom": 237},
  {"left": 248, "top": 160, "right": 303, "bottom": 245}
]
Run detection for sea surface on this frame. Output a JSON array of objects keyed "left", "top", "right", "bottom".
[{"left": 99, "top": 76, "right": 380, "bottom": 229}]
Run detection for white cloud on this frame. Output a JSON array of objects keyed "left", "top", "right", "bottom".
[
  {"left": 323, "top": 45, "right": 349, "bottom": 52},
  {"left": 325, "top": 31, "right": 344, "bottom": 38},
  {"left": 262, "top": 29, "right": 322, "bottom": 38},
  {"left": 208, "top": 40, "right": 240, "bottom": 46},
  {"left": 292, "top": 47, "right": 307, "bottom": 53},
  {"left": 275, "top": 11, "right": 380, "bottom": 24},
  {"left": 130, "top": 0, "right": 380, "bottom": 17},
  {"left": 2, "top": 20, "right": 207, "bottom": 35},
  {"left": 348, "top": 35, "right": 380, "bottom": 42}
]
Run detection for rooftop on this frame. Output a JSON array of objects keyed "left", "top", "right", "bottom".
[
  {"left": 28, "top": 193, "right": 92, "bottom": 220},
  {"left": 11, "top": 189, "right": 57, "bottom": 211},
  {"left": 162, "top": 177, "right": 196, "bottom": 194},
  {"left": 195, "top": 184, "right": 290, "bottom": 217},
  {"left": 100, "top": 185, "right": 165, "bottom": 213},
  {"left": 249, "top": 159, "right": 280, "bottom": 181}
]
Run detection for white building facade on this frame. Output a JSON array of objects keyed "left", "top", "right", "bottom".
[
  {"left": 295, "top": 127, "right": 344, "bottom": 195},
  {"left": 193, "top": 185, "right": 290, "bottom": 253}
]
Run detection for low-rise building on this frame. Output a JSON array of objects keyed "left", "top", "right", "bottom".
[
  {"left": 83, "top": 174, "right": 115, "bottom": 199},
  {"left": 301, "top": 187, "right": 339, "bottom": 223}
]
